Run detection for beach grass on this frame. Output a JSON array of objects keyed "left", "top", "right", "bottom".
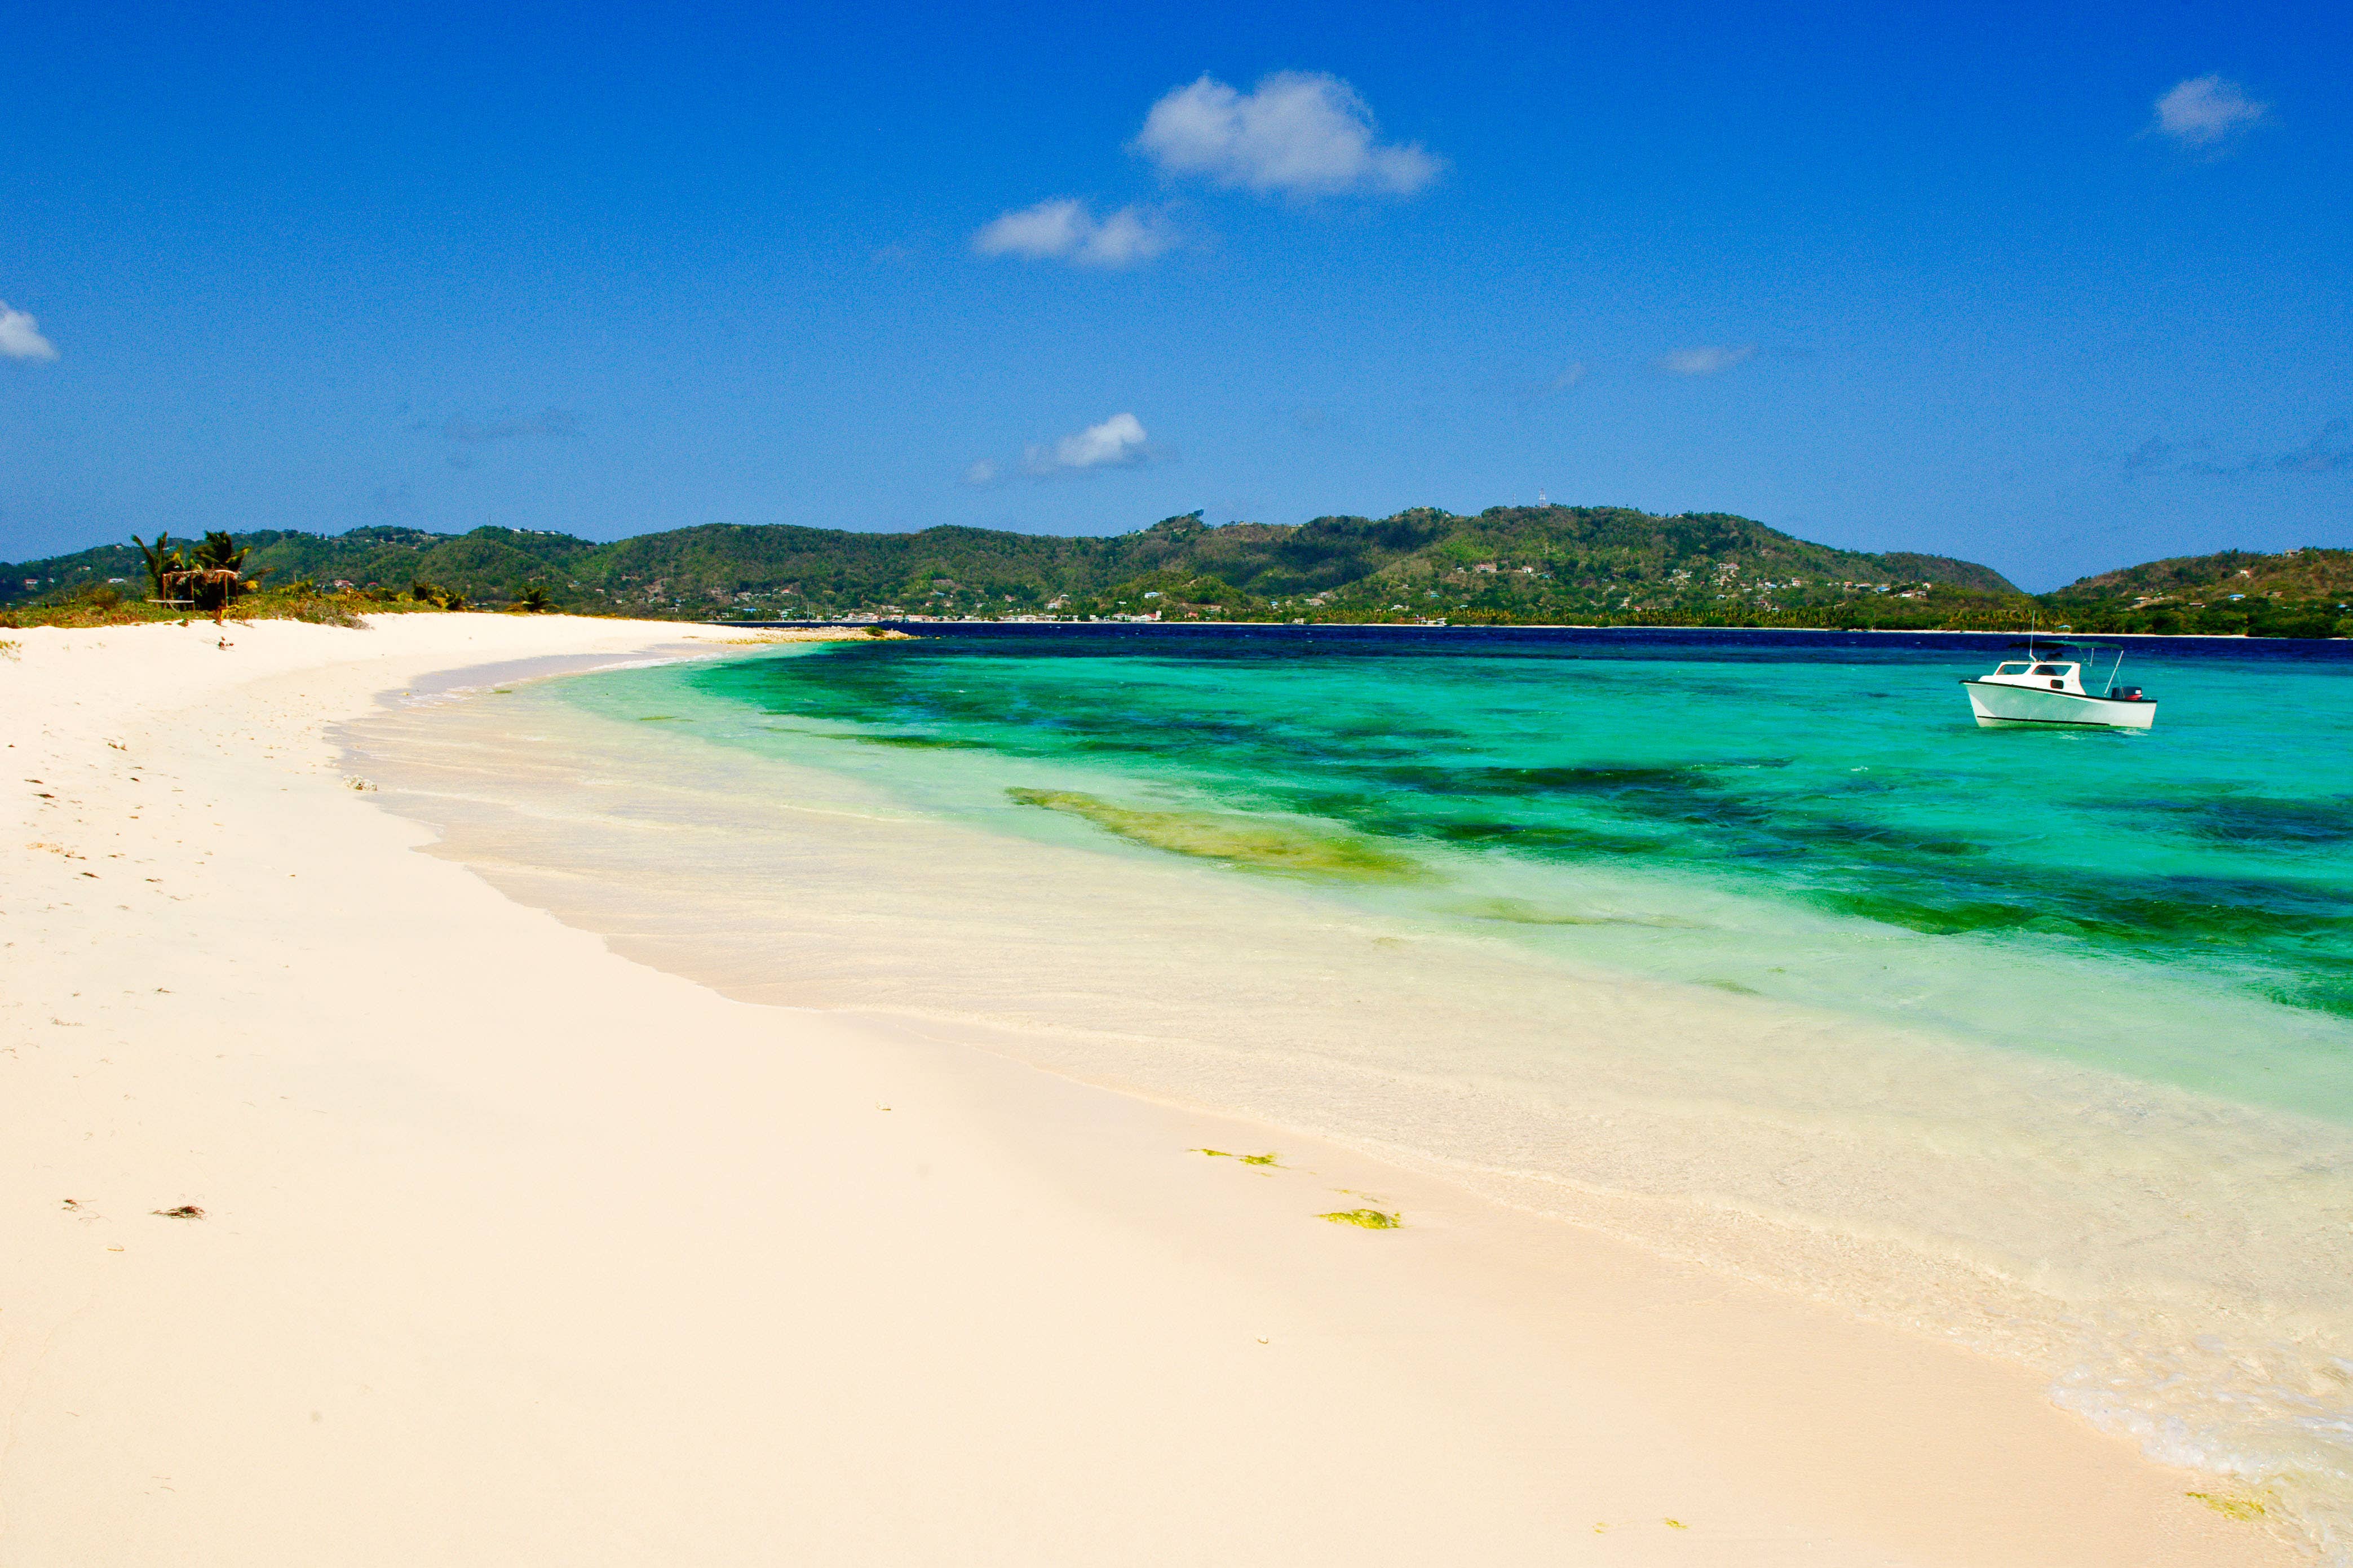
[{"left": 0, "top": 584, "right": 464, "bottom": 631}]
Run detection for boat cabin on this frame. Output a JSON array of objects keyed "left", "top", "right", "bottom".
[
  {"left": 1971, "top": 641, "right": 2146, "bottom": 704},
  {"left": 1980, "top": 659, "right": 2087, "bottom": 695}
]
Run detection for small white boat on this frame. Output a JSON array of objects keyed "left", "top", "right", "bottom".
[{"left": 1960, "top": 640, "right": 2156, "bottom": 730}]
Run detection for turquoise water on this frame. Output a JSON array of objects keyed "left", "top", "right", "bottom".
[
  {"left": 357, "top": 626, "right": 2353, "bottom": 1556},
  {"left": 689, "top": 627, "right": 2353, "bottom": 1118}
]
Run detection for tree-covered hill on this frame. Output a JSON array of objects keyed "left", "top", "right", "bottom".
[
  {"left": 6, "top": 506, "right": 2345, "bottom": 635},
  {"left": 3, "top": 505, "right": 2017, "bottom": 624},
  {"left": 2038, "top": 547, "right": 2353, "bottom": 638},
  {"left": 2053, "top": 547, "right": 2353, "bottom": 604}
]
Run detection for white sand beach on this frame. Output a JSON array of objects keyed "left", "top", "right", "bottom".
[{"left": 0, "top": 615, "right": 2302, "bottom": 1566}]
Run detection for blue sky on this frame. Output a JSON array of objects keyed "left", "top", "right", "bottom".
[{"left": 1, "top": 1, "right": 2345, "bottom": 588}]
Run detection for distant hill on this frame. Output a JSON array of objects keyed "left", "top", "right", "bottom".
[
  {"left": 1871, "top": 551, "right": 2018, "bottom": 595},
  {"left": 2052, "top": 547, "right": 2353, "bottom": 604},
  {"left": 2031, "top": 547, "right": 2353, "bottom": 637},
  {"left": 2, "top": 506, "right": 2022, "bottom": 627},
  {"left": 10, "top": 510, "right": 2346, "bottom": 635}
]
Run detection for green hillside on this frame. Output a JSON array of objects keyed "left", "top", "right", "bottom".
[
  {"left": 6, "top": 507, "right": 2346, "bottom": 635},
  {"left": 3, "top": 505, "right": 2022, "bottom": 627},
  {"left": 2037, "top": 547, "right": 2353, "bottom": 638},
  {"left": 2054, "top": 548, "right": 2353, "bottom": 603}
]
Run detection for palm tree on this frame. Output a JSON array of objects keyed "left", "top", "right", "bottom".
[
  {"left": 511, "top": 584, "right": 556, "bottom": 613},
  {"left": 192, "top": 531, "right": 255, "bottom": 577},
  {"left": 185, "top": 533, "right": 267, "bottom": 615},
  {"left": 132, "top": 534, "right": 187, "bottom": 600},
  {"left": 139, "top": 530, "right": 267, "bottom": 620}
]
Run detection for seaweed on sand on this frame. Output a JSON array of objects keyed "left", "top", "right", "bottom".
[{"left": 2185, "top": 1491, "right": 2268, "bottom": 1521}]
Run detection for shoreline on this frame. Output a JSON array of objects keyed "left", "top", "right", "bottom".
[
  {"left": 352, "top": 634, "right": 2353, "bottom": 1545},
  {"left": 720, "top": 616, "right": 2317, "bottom": 642},
  {"left": 2, "top": 615, "right": 2305, "bottom": 1565}
]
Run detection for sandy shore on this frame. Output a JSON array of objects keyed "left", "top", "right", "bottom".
[{"left": 1, "top": 615, "right": 2300, "bottom": 1566}]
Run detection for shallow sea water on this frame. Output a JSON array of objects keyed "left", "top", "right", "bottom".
[{"left": 350, "top": 626, "right": 2353, "bottom": 1557}]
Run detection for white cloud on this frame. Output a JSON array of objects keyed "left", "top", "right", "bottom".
[
  {"left": 974, "top": 198, "right": 1086, "bottom": 258},
  {"left": 1134, "top": 72, "right": 1440, "bottom": 197},
  {"left": 0, "top": 303, "right": 58, "bottom": 361},
  {"left": 1024, "top": 413, "right": 1152, "bottom": 475},
  {"left": 971, "top": 198, "right": 1178, "bottom": 268},
  {"left": 1077, "top": 205, "right": 1176, "bottom": 267},
  {"left": 965, "top": 414, "right": 1162, "bottom": 486},
  {"left": 2153, "top": 75, "right": 2266, "bottom": 148},
  {"left": 1658, "top": 344, "right": 1756, "bottom": 376}
]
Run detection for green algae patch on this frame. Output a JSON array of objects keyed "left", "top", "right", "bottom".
[
  {"left": 851, "top": 732, "right": 984, "bottom": 749},
  {"left": 1007, "top": 787, "right": 1419, "bottom": 880},
  {"left": 1318, "top": 1208, "right": 1400, "bottom": 1229},
  {"left": 1449, "top": 896, "right": 1701, "bottom": 929},
  {"left": 2186, "top": 1491, "right": 2268, "bottom": 1521},
  {"left": 637, "top": 715, "right": 679, "bottom": 722},
  {"left": 1697, "top": 977, "right": 1762, "bottom": 996}
]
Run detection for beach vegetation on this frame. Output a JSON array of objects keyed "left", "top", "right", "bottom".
[
  {"left": 5, "top": 531, "right": 319, "bottom": 627},
  {"left": 0, "top": 577, "right": 455, "bottom": 630},
  {"left": 162, "top": 531, "right": 271, "bottom": 620},
  {"left": 1317, "top": 1208, "right": 1401, "bottom": 1229},
  {"left": 511, "top": 583, "right": 556, "bottom": 613},
  {"left": 285, "top": 596, "right": 366, "bottom": 627}
]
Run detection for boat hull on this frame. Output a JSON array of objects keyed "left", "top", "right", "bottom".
[{"left": 1961, "top": 680, "right": 2156, "bottom": 730}]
